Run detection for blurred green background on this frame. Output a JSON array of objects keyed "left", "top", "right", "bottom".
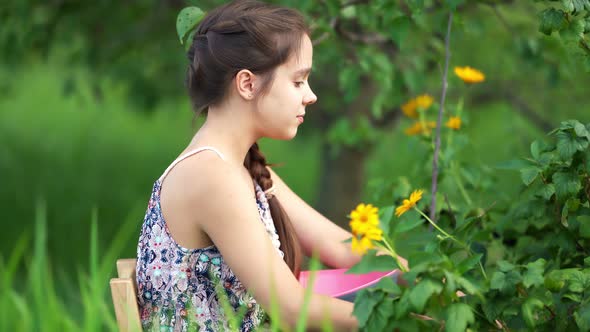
[{"left": 1, "top": 0, "right": 589, "bottom": 330}]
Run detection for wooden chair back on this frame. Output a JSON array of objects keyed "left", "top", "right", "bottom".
[{"left": 110, "top": 258, "right": 142, "bottom": 332}]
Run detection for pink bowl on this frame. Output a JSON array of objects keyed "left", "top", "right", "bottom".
[{"left": 298, "top": 269, "right": 400, "bottom": 297}]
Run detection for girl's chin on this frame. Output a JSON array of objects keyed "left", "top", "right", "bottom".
[{"left": 267, "top": 128, "right": 298, "bottom": 141}]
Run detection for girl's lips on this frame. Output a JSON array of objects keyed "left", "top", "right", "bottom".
[{"left": 297, "top": 116, "right": 304, "bottom": 124}]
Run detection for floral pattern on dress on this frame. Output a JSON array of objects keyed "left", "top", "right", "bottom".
[{"left": 136, "top": 180, "right": 282, "bottom": 331}]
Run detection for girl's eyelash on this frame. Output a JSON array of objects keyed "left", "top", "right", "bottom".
[{"left": 294, "top": 81, "right": 304, "bottom": 87}]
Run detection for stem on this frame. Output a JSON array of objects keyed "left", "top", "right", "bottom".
[
  {"left": 478, "top": 261, "right": 488, "bottom": 280},
  {"left": 381, "top": 237, "right": 408, "bottom": 272},
  {"left": 415, "top": 207, "right": 488, "bottom": 280},
  {"left": 416, "top": 207, "right": 461, "bottom": 245},
  {"left": 452, "top": 161, "right": 473, "bottom": 205},
  {"left": 429, "top": 11, "right": 453, "bottom": 222}
]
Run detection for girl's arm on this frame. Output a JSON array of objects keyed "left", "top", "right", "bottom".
[
  {"left": 180, "top": 155, "right": 358, "bottom": 330},
  {"left": 268, "top": 166, "right": 409, "bottom": 270},
  {"left": 267, "top": 167, "right": 361, "bottom": 268}
]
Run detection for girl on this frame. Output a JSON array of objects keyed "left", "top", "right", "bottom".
[{"left": 136, "top": 1, "right": 362, "bottom": 330}]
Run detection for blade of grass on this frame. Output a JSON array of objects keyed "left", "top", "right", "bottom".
[{"left": 296, "top": 251, "right": 320, "bottom": 332}]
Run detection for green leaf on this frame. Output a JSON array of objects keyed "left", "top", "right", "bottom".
[
  {"left": 497, "top": 260, "right": 515, "bottom": 272},
  {"left": 563, "top": 0, "right": 590, "bottom": 12},
  {"left": 445, "top": 303, "right": 475, "bottom": 332},
  {"left": 538, "top": 8, "right": 567, "bottom": 36},
  {"left": 568, "top": 270, "right": 590, "bottom": 293},
  {"left": 176, "top": 7, "right": 205, "bottom": 45},
  {"left": 556, "top": 131, "right": 588, "bottom": 161},
  {"left": 456, "top": 254, "right": 483, "bottom": 275},
  {"left": 574, "top": 121, "right": 590, "bottom": 140},
  {"left": 378, "top": 205, "right": 394, "bottom": 235},
  {"left": 338, "top": 67, "right": 361, "bottom": 103},
  {"left": 365, "top": 298, "right": 395, "bottom": 332},
  {"left": 563, "top": 0, "right": 575, "bottom": 13},
  {"left": 394, "top": 212, "right": 424, "bottom": 233},
  {"left": 347, "top": 252, "right": 398, "bottom": 274},
  {"left": 562, "top": 203, "right": 570, "bottom": 227},
  {"left": 579, "top": 215, "right": 590, "bottom": 238},
  {"left": 574, "top": 303, "right": 590, "bottom": 331},
  {"left": 531, "top": 140, "right": 542, "bottom": 159},
  {"left": 389, "top": 16, "right": 411, "bottom": 47},
  {"left": 340, "top": 5, "right": 356, "bottom": 19},
  {"left": 537, "top": 183, "right": 556, "bottom": 200},
  {"left": 408, "top": 252, "right": 445, "bottom": 272},
  {"left": 566, "top": 270, "right": 590, "bottom": 293},
  {"left": 373, "top": 275, "right": 402, "bottom": 295},
  {"left": 324, "top": 0, "right": 340, "bottom": 17},
  {"left": 523, "top": 258, "right": 546, "bottom": 288},
  {"left": 522, "top": 297, "right": 545, "bottom": 328},
  {"left": 490, "top": 271, "right": 522, "bottom": 293},
  {"left": 409, "top": 278, "right": 443, "bottom": 312},
  {"left": 564, "top": 0, "right": 590, "bottom": 12},
  {"left": 456, "top": 275, "right": 481, "bottom": 296},
  {"left": 353, "top": 289, "right": 385, "bottom": 327},
  {"left": 520, "top": 166, "right": 541, "bottom": 185},
  {"left": 560, "top": 18, "right": 586, "bottom": 43},
  {"left": 553, "top": 171, "right": 582, "bottom": 201},
  {"left": 544, "top": 270, "right": 566, "bottom": 291},
  {"left": 394, "top": 291, "right": 412, "bottom": 319}
]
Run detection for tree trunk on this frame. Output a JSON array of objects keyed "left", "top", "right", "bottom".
[{"left": 315, "top": 145, "right": 368, "bottom": 228}]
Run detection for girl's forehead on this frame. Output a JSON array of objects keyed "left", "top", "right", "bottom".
[{"left": 284, "top": 37, "right": 313, "bottom": 73}]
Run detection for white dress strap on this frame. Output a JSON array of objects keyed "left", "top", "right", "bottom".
[{"left": 158, "top": 146, "right": 226, "bottom": 182}]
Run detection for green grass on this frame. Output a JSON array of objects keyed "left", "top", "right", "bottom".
[{"left": 0, "top": 202, "right": 335, "bottom": 331}]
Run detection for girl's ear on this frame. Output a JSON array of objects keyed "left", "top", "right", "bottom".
[{"left": 235, "top": 69, "right": 257, "bottom": 100}]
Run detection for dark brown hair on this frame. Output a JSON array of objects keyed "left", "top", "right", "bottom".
[{"left": 186, "top": 0, "right": 308, "bottom": 276}]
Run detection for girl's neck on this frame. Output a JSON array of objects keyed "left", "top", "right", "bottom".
[{"left": 188, "top": 107, "right": 259, "bottom": 168}]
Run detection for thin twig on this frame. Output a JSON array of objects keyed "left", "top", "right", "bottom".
[
  {"left": 429, "top": 11, "right": 453, "bottom": 222},
  {"left": 312, "top": 17, "right": 338, "bottom": 45},
  {"left": 444, "top": 194, "right": 457, "bottom": 225},
  {"left": 491, "top": 5, "right": 515, "bottom": 35}
]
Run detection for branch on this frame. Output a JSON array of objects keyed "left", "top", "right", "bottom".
[
  {"left": 371, "top": 106, "right": 403, "bottom": 128},
  {"left": 490, "top": 4, "right": 515, "bottom": 35},
  {"left": 472, "top": 88, "right": 553, "bottom": 132},
  {"left": 430, "top": 12, "right": 453, "bottom": 222},
  {"left": 335, "top": 23, "right": 389, "bottom": 44},
  {"left": 312, "top": 17, "right": 338, "bottom": 45}
]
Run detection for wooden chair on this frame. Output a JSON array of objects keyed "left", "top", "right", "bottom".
[{"left": 110, "top": 258, "right": 142, "bottom": 332}]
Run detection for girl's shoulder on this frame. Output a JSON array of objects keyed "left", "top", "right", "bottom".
[{"left": 162, "top": 151, "right": 255, "bottom": 208}]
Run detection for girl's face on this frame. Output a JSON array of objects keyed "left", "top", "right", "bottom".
[{"left": 254, "top": 34, "right": 317, "bottom": 140}]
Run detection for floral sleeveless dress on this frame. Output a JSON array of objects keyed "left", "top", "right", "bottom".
[{"left": 135, "top": 147, "right": 283, "bottom": 332}]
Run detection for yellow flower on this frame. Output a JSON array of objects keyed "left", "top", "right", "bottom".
[
  {"left": 349, "top": 203, "right": 379, "bottom": 234},
  {"left": 395, "top": 189, "right": 424, "bottom": 217},
  {"left": 351, "top": 227, "right": 383, "bottom": 255},
  {"left": 404, "top": 121, "right": 436, "bottom": 136},
  {"left": 454, "top": 66, "right": 485, "bottom": 84},
  {"left": 415, "top": 94, "right": 434, "bottom": 110},
  {"left": 349, "top": 203, "right": 383, "bottom": 255},
  {"left": 445, "top": 116, "right": 461, "bottom": 130},
  {"left": 401, "top": 94, "right": 434, "bottom": 118}
]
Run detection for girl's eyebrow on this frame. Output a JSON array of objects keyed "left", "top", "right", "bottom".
[{"left": 293, "top": 67, "right": 312, "bottom": 77}]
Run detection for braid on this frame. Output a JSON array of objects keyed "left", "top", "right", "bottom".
[
  {"left": 245, "top": 143, "right": 302, "bottom": 277},
  {"left": 244, "top": 143, "right": 272, "bottom": 187}
]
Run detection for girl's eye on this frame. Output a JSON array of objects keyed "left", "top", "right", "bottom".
[{"left": 294, "top": 81, "right": 304, "bottom": 88}]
